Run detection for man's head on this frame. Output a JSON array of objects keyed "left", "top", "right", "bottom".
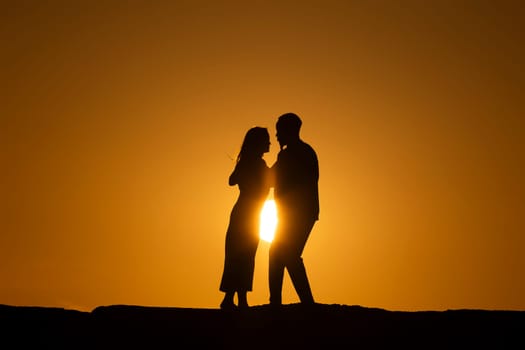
[{"left": 276, "top": 112, "right": 302, "bottom": 149}]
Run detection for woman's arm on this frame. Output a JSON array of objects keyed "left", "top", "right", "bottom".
[{"left": 228, "top": 162, "right": 241, "bottom": 186}]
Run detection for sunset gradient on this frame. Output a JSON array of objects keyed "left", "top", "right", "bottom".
[{"left": 2, "top": 1, "right": 524, "bottom": 311}]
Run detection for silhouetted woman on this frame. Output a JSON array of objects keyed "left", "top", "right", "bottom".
[{"left": 220, "top": 127, "right": 271, "bottom": 309}]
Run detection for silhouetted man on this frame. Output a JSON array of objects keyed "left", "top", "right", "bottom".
[{"left": 269, "top": 112, "right": 319, "bottom": 306}]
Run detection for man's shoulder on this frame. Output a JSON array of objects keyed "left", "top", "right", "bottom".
[
  {"left": 279, "top": 140, "right": 317, "bottom": 158},
  {"left": 299, "top": 140, "right": 318, "bottom": 156}
]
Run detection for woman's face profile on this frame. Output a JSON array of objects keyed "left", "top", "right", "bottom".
[{"left": 262, "top": 133, "right": 270, "bottom": 154}]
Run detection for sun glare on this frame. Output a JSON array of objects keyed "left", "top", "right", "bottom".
[{"left": 259, "top": 200, "right": 277, "bottom": 243}]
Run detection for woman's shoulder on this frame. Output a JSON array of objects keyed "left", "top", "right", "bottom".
[{"left": 237, "top": 157, "right": 269, "bottom": 173}]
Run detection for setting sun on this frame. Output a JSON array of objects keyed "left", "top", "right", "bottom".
[{"left": 259, "top": 200, "right": 277, "bottom": 242}]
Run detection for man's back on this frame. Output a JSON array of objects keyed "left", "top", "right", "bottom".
[{"left": 273, "top": 139, "right": 319, "bottom": 222}]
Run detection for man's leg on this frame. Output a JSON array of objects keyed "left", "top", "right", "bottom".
[
  {"left": 268, "top": 243, "right": 285, "bottom": 305},
  {"left": 286, "top": 220, "right": 315, "bottom": 304},
  {"left": 287, "top": 257, "right": 314, "bottom": 304}
]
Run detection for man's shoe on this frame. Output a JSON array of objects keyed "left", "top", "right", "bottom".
[
  {"left": 268, "top": 302, "right": 282, "bottom": 310},
  {"left": 238, "top": 303, "right": 249, "bottom": 311}
]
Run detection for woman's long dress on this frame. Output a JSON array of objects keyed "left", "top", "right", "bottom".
[{"left": 220, "top": 157, "right": 270, "bottom": 293}]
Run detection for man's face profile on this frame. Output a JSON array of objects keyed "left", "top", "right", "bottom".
[{"left": 276, "top": 123, "right": 289, "bottom": 149}]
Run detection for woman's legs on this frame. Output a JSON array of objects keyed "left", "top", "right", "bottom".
[{"left": 221, "top": 290, "right": 250, "bottom": 309}]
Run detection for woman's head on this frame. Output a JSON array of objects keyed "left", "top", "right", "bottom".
[{"left": 238, "top": 127, "right": 270, "bottom": 161}]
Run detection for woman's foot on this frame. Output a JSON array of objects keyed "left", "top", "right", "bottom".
[
  {"left": 220, "top": 300, "right": 237, "bottom": 310},
  {"left": 220, "top": 292, "right": 237, "bottom": 310}
]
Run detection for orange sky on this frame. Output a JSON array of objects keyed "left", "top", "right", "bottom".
[{"left": 2, "top": 1, "right": 524, "bottom": 312}]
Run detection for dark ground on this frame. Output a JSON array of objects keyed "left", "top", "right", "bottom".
[{"left": 1, "top": 303, "right": 524, "bottom": 349}]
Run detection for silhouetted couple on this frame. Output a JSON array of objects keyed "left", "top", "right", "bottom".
[{"left": 219, "top": 113, "right": 319, "bottom": 309}]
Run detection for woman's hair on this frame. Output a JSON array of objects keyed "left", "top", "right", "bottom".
[{"left": 237, "top": 126, "right": 269, "bottom": 163}]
